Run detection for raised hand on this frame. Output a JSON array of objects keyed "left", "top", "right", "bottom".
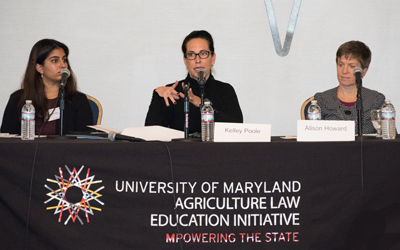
[
  {"left": 155, "top": 81, "right": 180, "bottom": 107},
  {"left": 179, "top": 82, "right": 201, "bottom": 107}
]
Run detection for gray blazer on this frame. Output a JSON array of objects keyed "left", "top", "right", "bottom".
[{"left": 314, "top": 87, "right": 385, "bottom": 134}]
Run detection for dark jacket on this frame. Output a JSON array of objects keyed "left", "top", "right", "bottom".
[
  {"left": 145, "top": 74, "right": 243, "bottom": 133},
  {"left": 1, "top": 89, "right": 93, "bottom": 135}
]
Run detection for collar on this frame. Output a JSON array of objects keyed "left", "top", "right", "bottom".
[{"left": 324, "top": 86, "right": 378, "bottom": 111}]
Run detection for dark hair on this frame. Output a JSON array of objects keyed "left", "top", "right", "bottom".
[
  {"left": 336, "top": 41, "right": 372, "bottom": 69},
  {"left": 19, "top": 39, "right": 78, "bottom": 119},
  {"left": 181, "top": 30, "right": 215, "bottom": 55}
]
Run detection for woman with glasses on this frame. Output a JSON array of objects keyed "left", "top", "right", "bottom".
[
  {"left": 0, "top": 39, "right": 93, "bottom": 135},
  {"left": 145, "top": 30, "right": 243, "bottom": 133}
]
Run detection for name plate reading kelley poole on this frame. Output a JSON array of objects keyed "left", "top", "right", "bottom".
[
  {"left": 214, "top": 122, "right": 271, "bottom": 142},
  {"left": 297, "top": 120, "right": 355, "bottom": 142}
]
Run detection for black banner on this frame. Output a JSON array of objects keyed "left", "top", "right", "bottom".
[{"left": 0, "top": 138, "right": 399, "bottom": 249}]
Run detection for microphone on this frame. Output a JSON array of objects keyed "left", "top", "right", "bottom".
[
  {"left": 196, "top": 68, "right": 206, "bottom": 108},
  {"left": 353, "top": 67, "right": 362, "bottom": 87},
  {"left": 60, "top": 68, "right": 71, "bottom": 87},
  {"left": 108, "top": 131, "right": 145, "bottom": 142},
  {"left": 183, "top": 82, "right": 190, "bottom": 93},
  {"left": 196, "top": 68, "right": 206, "bottom": 87}
]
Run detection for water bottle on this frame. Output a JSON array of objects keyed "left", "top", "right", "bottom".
[
  {"left": 21, "top": 100, "right": 35, "bottom": 140},
  {"left": 381, "top": 99, "right": 396, "bottom": 140},
  {"left": 307, "top": 100, "right": 321, "bottom": 120},
  {"left": 201, "top": 99, "right": 214, "bottom": 142}
]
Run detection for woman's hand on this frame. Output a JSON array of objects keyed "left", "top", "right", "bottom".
[
  {"left": 179, "top": 83, "right": 201, "bottom": 107},
  {"left": 155, "top": 81, "right": 180, "bottom": 107}
]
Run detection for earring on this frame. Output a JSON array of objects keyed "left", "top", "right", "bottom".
[{"left": 41, "top": 74, "right": 43, "bottom": 78}]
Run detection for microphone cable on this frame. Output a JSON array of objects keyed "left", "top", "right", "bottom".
[
  {"left": 159, "top": 141, "right": 184, "bottom": 250},
  {"left": 25, "top": 96, "right": 59, "bottom": 250},
  {"left": 359, "top": 128, "right": 365, "bottom": 210},
  {"left": 354, "top": 67, "right": 365, "bottom": 210}
]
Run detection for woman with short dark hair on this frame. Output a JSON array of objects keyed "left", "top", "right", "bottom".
[
  {"left": 313, "top": 40, "right": 386, "bottom": 134},
  {"left": 145, "top": 30, "right": 243, "bottom": 133}
]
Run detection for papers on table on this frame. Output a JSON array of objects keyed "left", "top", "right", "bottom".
[
  {"left": 121, "top": 126, "right": 183, "bottom": 142},
  {"left": 0, "top": 133, "right": 19, "bottom": 138},
  {"left": 88, "top": 125, "right": 121, "bottom": 134},
  {"left": 88, "top": 125, "right": 183, "bottom": 142}
]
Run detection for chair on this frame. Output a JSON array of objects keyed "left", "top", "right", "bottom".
[
  {"left": 300, "top": 96, "right": 314, "bottom": 120},
  {"left": 86, "top": 94, "right": 103, "bottom": 125}
]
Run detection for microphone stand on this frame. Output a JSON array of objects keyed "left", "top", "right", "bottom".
[
  {"left": 59, "top": 85, "right": 65, "bottom": 136},
  {"left": 356, "top": 77, "right": 363, "bottom": 137},
  {"left": 172, "top": 82, "right": 201, "bottom": 142},
  {"left": 199, "top": 80, "right": 205, "bottom": 110},
  {"left": 183, "top": 82, "right": 190, "bottom": 139},
  {"left": 196, "top": 72, "right": 206, "bottom": 140},
  {"left": 48, "top": 84, "right": 76, "bottom": 139}
]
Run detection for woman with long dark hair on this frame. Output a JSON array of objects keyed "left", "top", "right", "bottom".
[{"left": 1, "top": 39, "right": 93, "bottom": 135}]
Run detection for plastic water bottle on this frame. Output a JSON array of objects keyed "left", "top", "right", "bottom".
[
  {"left": 201, "top": 99, "right": 214, "bottom": 142},
  {"left": 381, "top": 99, "right": 396, "bottom": 140},
  {"left": 21, "top": 100, "right": 35, "bottom": 140},
  {"left": 307, "top": 100, "right": 321, "bottom": 120}
]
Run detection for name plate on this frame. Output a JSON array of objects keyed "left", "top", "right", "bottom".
[
  {"left": 214, "top": 122, "right": 271, "bottom": 142},
  {"left": 297, "top": 120, "right": 355, "bottom": 142}
]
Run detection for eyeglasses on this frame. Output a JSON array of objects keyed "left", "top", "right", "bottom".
[{"left": 185, "top": 50, "right": 211, "bottom": 60}]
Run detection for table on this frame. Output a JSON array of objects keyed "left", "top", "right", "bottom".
[{"left": 0, "top": 137, "right": 399, "bottom": 250}]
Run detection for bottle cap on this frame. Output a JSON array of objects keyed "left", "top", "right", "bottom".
[{"left": 26, "top": 100, "right": 32, "bottom": 104}]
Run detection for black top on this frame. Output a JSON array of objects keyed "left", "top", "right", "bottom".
[
  {"left": 1, "top": 89, "right": 93, "bottom": 135},
  {"left": 145, "top": 74, "right": 243, "bottom": 133}
]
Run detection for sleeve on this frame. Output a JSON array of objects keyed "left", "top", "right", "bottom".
[
  {"left": 144, "top": 90, "right": 173, "bottom": 127},
  {"left": 213, "top": 84, "right": 243, "bottom": 123},
  {"left": 372, "top": 92, "right": 386, "bottom": 110},
  {"left": 313, "top": 92, "right": 327, "bottom": 120},
  {"left": 362, "top": 91, "right": 386, "bottom": 134},
  {"left": 0, "top": 93, "right": 21, "bottom": 134},
  {"left": 71, "top": 93, "right": 93, "bottom": 132}
]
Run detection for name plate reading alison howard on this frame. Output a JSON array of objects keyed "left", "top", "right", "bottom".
[
  {"left": 214, "top": 122, "right": 271, "bottom": 142},
  {"left": 297, "top": 120, "right": 355, "bottom": 142}
]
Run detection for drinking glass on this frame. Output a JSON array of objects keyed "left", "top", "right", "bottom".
[{"left": 371, "top": 109, "right": 382, "bottom": 137}]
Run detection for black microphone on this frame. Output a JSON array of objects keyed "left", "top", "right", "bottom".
[
  {"left": 182, "top": 82, "right": 190, "bottom": 138},
  {"left": 353, "top": 67, "right": 362, "bottom": 87},
  {"left": 196, "top": 68, "right": 206, "bottom": 87},
  {"left": 196, "top": 68, "right": 206, "bottom": 108},
  {"left": 183, "top": 82, "right": 190, "bottom": 93},
  {"left": 108, "top": 131, "right": 145, "bottom": 142},
  {"left": 60, "top": 68, "right": 71, "bottom": 87}
]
